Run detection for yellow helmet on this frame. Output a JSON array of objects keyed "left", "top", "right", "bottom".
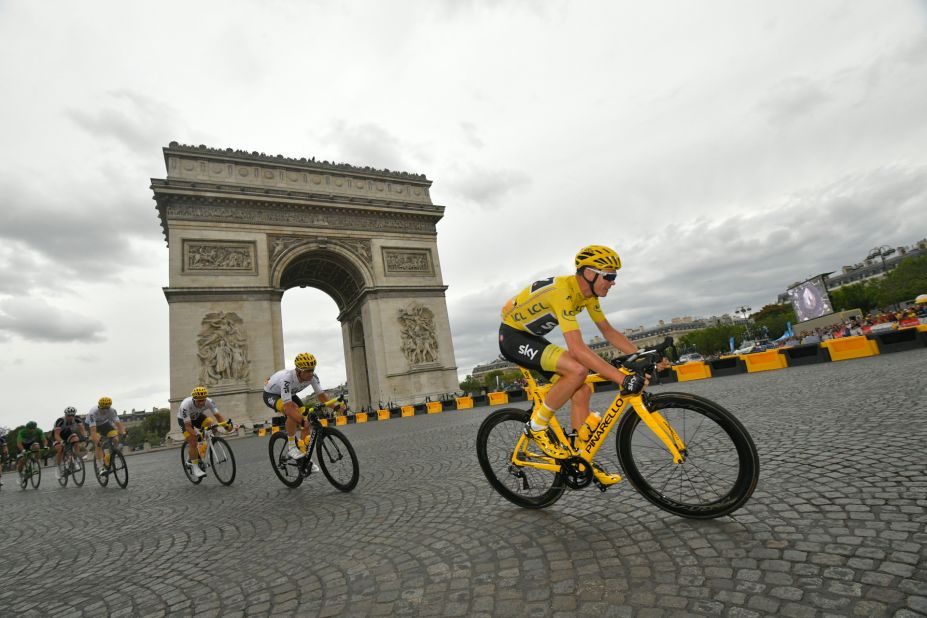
[
  {"left": 575, "top": 245, "right": 622, "bottom": 271},
  {"left": 191, "top": 386, "right": 209, "bottom": 399},
  {"left": 294, "top": 352, "right": 317, "bottom": 371},
  {"left": 916, "top": 293, "right": 927, "bottom": 304},
  {"left": 98, "top": 396, "right": 112, "bottom": 409}
]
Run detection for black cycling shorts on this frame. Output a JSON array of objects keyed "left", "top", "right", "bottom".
[
  {"left": 262, "top": 391, "right": 305, "bottom": 411},
  {"left": 498, "top": 323, "right": 564, "bottom": 381}
]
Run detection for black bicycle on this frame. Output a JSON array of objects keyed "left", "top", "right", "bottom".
[
  {"left": 180, "top": 420, "right": 237, "bottom": 486},
  {"left": 93, "top": 432, "right": 128, "bottom": 489},
  {"left": 268, "top": 401, "right": 359, "bottom": 491},
  {"left": 57, "top": 438, "right": 87, "bottom": 488},
  {"left": 18, "top": 449, "right": 44, "bottom": 490}
]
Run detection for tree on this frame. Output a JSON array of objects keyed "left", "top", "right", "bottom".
[
  {"left": 459, "top": 375, "right": 482, "bottom": 393},
  {"left": 830, "top": 281, "right": 879, "bottom": 314},
  {"left": 751, "top": 304, "right": 797, "bottom": 340},
  {"left": 679, "top": 323, "right": 748, "bottom": 356},
  {"left": 875, "top": 255, "right": 927, "bottom": 307}
]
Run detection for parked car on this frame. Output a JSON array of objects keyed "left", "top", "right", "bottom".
[{"left": 676, "top": 353, "right": 705, "bottom": 364}]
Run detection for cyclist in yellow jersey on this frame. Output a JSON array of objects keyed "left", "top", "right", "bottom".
[{"left": 500, "top": 245, "right": 666, "bottom": 485}]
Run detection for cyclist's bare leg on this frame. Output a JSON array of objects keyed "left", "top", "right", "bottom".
[
  {"left": 54, "top": 441, "right": 64, "bottom": 465},
  {"left": 71, "top": 433, "right": 83, "bottom": 458},
  {"left": 184, "top": 422, "right": 199, "bottom": 463},
  {"left": 90, "top": 429, "right": 103, "bottom": 461},
  {"left": 569, "top": 383, "right": 593, "bottom": 432}
]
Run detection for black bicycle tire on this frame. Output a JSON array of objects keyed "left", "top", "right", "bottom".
[
  {"left": 30, "top": 456, "right": 41, "bottom": 489},
  {"left": 615, "top": 392, "right": 759, "bottom": 519},
  {"left": 268, "top": 433, "right": 303, "bottom": 488},
  {"left": 180, "top": 442, "right": 204, "bottom": 485},
  {"left": 476, "top": 407, "right": 566, "bottom": 509},
  {"left": 110, "top": 450, "right": 128, "bottom": 489},
  {"left": 210, "top": 437, "right": 236, "bottom": 486},
  {"left": 71, "top": 450, "right": 85, "bottom": 487},
  {"left": 57, "top": 456, "right": 69, "bottom": 487},
  {"left": 93, "top": 452, "right": 109, "bottom": 487},
  {"left": 316, "top": 427, "right": 359, "bottom": 492}
]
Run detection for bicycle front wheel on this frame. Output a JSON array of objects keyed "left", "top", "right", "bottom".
[
  {"left": 615, "top": 392, "right": 759, "bottom": 519},
  {"left": 210, "top": 437, "right": 236, "bottom": 486},
  {"left": 180, "top": 444, "right": 204, "bottom": 485},
  {"left": 93, "top": 453, "right": 110, "bottom": 487},
  {"left": 110, "top": 451, "right": 128, "bottom": 489},
  {"left": 316, "top": 427, "right": 358, "bottom": 492},
  {"left": 476, "top": 408, "right": 566, "bottom": 509},
  {"left": 268, "top": 433, "right": 303, "bottom": 488},
  {"left": 30, "top": 458, "right": 41, "bottom": 489},
  {"left": 57, "top": 457, "right": 69, "bottom": 487},
  {"left": 71, "top": 453, "right": 85, "bottom": 487}
]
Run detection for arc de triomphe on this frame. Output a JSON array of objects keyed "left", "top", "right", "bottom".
[{"left": 151, "top": 142, "right": 459, "bottom": 426}]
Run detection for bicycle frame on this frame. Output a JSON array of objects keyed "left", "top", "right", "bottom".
[{"left": 512, "top": 369, "right": 687, "bottom": 474}]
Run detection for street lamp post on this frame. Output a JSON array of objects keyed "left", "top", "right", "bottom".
[
  {"left": 867, "top": 245, "right": 896, "bottom": 272},
  {"left": 736, "top": 305, "right": 753, "bottom": 341}
]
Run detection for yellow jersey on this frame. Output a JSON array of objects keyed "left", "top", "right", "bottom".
[{"left": 501, "top": 275, "right": 606, "bottom": 336}]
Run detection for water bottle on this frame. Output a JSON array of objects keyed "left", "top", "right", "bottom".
[
  {"left": 198, "top": 442, "right": 207, "bottom": 458},
  {"left": 577, "top": 412, "right": 602, "bottom": 444}
]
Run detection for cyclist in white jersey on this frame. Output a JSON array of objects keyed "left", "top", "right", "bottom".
[
  {"left": 87, "top": 397, "right": 126, "bottom": 477},
  {"left": 177, "top": 386, "right": 231, "bottom": 479},
  {"left": 263, "top": 352, "right": 347, "bottom": 461},
  {"left": 53, "top": 406, "right": 87, "bottom": 478}
]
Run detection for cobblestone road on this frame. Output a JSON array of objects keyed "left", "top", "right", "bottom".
[{"left": 1, "top": 349, "right": 925, "bottom": 617}]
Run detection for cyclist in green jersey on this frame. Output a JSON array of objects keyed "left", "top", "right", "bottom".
[{"left": 16, "top": 421, "right": 47, "bottom": 475}]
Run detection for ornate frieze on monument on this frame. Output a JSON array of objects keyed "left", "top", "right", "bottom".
[
  {"left": 196, "top": 311, "right": 251, "bottom": 385},
  {"left": 398, "top": 303, "right": 439, "bottom": 367},
  {"left": 183, "top": 240, "right": 256, "bottom": 273},
  {"left": 383, "top": 248, "right": 434, "bottom": 276},
  {"left": 166, "top": 202, "right": 435, "bottom": 235},
  {"left": 269, "top": 235, "right": 372, "bottom": 271}
]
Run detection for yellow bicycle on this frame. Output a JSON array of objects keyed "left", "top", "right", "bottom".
[{"left": 476, "top": 338, "right": 759, "bottom": 518}]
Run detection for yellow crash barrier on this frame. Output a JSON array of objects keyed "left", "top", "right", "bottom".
[
  {"left": 426, "top": 401, "right": 442, "bottom": 414},
  {"left": 821, "top": 335, "right": 880, "bottom": 361},
  {"left": 257, "top": 428, "right": 266, "bottom": 437},
  {"left": 672, "top": 362, "right": 712, "bottom": 382},
  {"left": 401, "top": 405, "right": 415, "bottom": 417},
  {"left": 355, "top": 412, "right": 368, "bottom": 423},
  {"left": 456, "top": 396, "right": 474, "bottom": 410},
  {"left": 488, "top": 392, "right": 509, "bottom": 406},
  {"left": 742, "top": 350, "right": 788, "bottom": 373},
  {"left": 377, "top": 409, "right": 390, "bottom": 421},
  {"left": 335, "top": 415, "right": 347, "bottom": 426}
]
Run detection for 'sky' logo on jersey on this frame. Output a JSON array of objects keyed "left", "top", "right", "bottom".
[{"left": 518, "top": 344, "right": 539, "bottom": 360}]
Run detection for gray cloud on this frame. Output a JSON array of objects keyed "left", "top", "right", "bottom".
[
  {"left": 65, "top": 90, "right": 184, "bottom": 156},
  {"left": 0, "top": 297, "right": 106, "bottom": 343},
  {"left": 757, "top": 76, "right": 832, "bottom": 126},
  {"left": 316, "top": 120, "right": 415, "bottom": 174},
  {"left": 0, "top": 170, "right": 160, "bottom": 290},
  {"left": 441, "top": 165, "right": 532, "bottom": 208}
]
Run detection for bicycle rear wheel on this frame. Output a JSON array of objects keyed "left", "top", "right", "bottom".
[
  {"left": 476, "top": 408, "right": 566, "bottom": 509},
  {"left": 209, "top": 437, "right": 236, "bottom": 486},
  {"left": 268, "top": 433, "right": 303, "bottom": 488},
  {"left": 615, "top": 392, "right": 759, "bottom": 519},
  {"left": 180, "top": 444, "right": 204, "bottom": 485},
  {"left": 316, "top": 427, "right": 358, "bottom": 492},
  {"left": 110, "top": 451, "right": 128, "bottom": 489}
]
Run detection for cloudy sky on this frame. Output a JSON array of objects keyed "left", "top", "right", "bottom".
[{"left": 1, "top": 1, "right": 926, "bottom": 430}]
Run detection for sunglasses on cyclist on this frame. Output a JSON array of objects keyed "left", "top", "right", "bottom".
[{"left": 588, "top": 268, "right": 618, "bottom": 282}]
